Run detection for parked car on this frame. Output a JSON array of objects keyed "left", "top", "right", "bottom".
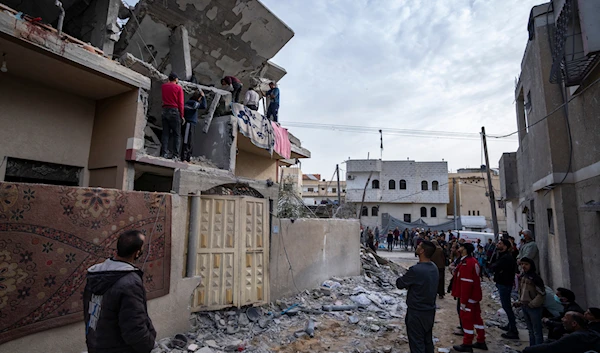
[{"left": 448, "top": 230, "right": 496, "bottom": 244}]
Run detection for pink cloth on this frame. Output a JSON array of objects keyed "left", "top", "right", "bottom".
[{"left": 271, "top": 122, "right": 291, "bottom": 159}]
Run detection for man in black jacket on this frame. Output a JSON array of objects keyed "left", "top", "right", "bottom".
[
  {"left": 489, "top": 238, "right": 518, "bottom": 339},
  {"left": 585, "top": 308, "right": 600, "bottom": 333},
  {"left": 83, "top": 230, "right": 156, "bottom": 353},
  {"left": 523, "top": 311, "right": 600, "bottom": 353}
]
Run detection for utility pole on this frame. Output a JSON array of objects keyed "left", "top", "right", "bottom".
[
  {"left": 453, "top": 178, "right": 458, "bottom": 230},
  {"left": 336, "top": 164, "right": 341, "bottom": 206},
  {"left": 481, "top": 126, "right": 500, "bottom": 241},
  {"left": 358, "top": 171, "right": 374, "bottom": 223}
]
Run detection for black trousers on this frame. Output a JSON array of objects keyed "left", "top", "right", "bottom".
[
  {"left": 161, "top": 108, "right": 181, "bottom": 158},
  {"left": 181, "top": 121, "right": 196, "bottom": 162},
  {"left": 406, "top": 308, "right": 435, "bottom": 353},
  {"left": 437, "top": 268, "right": 445, "bottom": 297}
]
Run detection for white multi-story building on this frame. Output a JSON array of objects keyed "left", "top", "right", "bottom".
[{"left": 346, "top": 159, "right": 449, "bottom": 228}]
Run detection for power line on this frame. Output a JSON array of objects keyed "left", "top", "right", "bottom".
[
  {"left": 281, "top": 122, "right": 518, "bottom": 142},
  {"left": 491, "top": 74, "right": 600, "bottom": 139}
]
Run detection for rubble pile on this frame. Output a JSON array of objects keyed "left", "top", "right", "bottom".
[{"left": 152, "top": 248, "right": 412, "bottom": 353}]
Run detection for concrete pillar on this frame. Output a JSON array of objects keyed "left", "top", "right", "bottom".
[
  {"left": 81, "top": 0, "right": 122, "bottom": 57},
  {"left": 169, "top": 26, "right": 193, "bottom": 81}
]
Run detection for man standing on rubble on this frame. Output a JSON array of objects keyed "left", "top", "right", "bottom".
[
  {"left": 396, "top": 240, "right": 439, "bottom": 353},
  {"left": 161, "top": 73, "right": 185, "bottom": 160},
  {"left": 266, "top": 81, "right": 280, "bottom": 122}
]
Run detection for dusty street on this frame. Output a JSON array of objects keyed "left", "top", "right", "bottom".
[{"left": 153, "top": 248, "right": 530, "bottom": 353}]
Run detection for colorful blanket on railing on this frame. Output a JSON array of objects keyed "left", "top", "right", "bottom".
[
  {"left": 0, "top": 182, "right": 171, "bottom": 344},
  {"left": 271, "top": 122, "right": 291, "bottom": 159},
  {"left": 232, "top": 103, "right": 274, "bottom": 153}
]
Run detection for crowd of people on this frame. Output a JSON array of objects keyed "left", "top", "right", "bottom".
[
  {"left": 390, "top": 228, "right": 600, "bottom": 353},
  {"left": 160, "top": 73, "right": 280, "bottom": 161}
]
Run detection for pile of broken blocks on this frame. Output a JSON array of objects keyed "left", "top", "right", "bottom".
[{"left": 152, "top": 247, "right": 410, "bottom": 353}]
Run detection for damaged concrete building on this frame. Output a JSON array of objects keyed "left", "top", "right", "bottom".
[
  {"left": 499, "top": 1, "right": 600, "bottom": 308},
  {"left": 0, "top": 2, "right": 355, "bottom": 353}
]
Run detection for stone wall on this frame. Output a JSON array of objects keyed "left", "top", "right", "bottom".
[{"left": 269, "top": 218, "right": 361, "bottom": 300}]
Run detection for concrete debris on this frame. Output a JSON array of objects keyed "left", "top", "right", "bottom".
[{"left": 154, "top": 248, "right": 409, "bottom": 352}]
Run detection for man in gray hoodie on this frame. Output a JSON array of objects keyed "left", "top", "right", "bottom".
[{"left": 83, "top": 230, "right": 156, "bottom": 353}]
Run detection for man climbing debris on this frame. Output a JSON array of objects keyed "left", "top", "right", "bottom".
[
  {"left": 181, "top": 90, "right": 207, "bottom": 162},
  {"left": 221, "top": 75, "right": 243, "bottom": 103}
]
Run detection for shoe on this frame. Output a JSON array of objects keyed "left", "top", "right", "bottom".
[
  {"left": 452, "top": 344, "right": 473, "bottom": 352},
  {"left": 439, "top": 295, "right": 445, "bottom": 299},
  {"left": 472, "top": 342, "right": 488, "bottom": 350},
  {"left": 499, "top": 324, "right": 510, "bottom": 331},
  {"left": 501, "top": 331, "right": 519, "bottom": 340},
  {"left": 453, "top": 329, "right": 464, "bottom": 336}
]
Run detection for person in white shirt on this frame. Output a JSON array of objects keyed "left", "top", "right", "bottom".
[{"left": 245, "top": 87, "right": 260, "bottom": 111}]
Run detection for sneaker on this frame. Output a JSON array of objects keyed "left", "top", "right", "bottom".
[
  {"left": 452, "top": 344, "right": 474, "bottom": 352},
  {"left": 472, "top": 342, "right": 488, "bottom": 350},
  {"left": 453, "top": 329, "right": 464, "bottom": 336},
  {"left": 501, "top": 331, "right": 519, "bottom": 340}
]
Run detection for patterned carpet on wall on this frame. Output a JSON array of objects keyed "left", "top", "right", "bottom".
[{"left": 0, "top": 182, "right": 172, "bottom": 344}]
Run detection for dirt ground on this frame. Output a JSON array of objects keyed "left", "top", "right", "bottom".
[{"left": 261, "top": 255, "right": 526, "bottom": 353}]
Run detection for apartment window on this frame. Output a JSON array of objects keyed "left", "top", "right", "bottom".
[
  {"left": 404, "top": 214, "right": 411, "bottom": 222},
  {"left": 388, "top": 180, "right": 396, "bottom": 190},
  {"left": 331, "top": 188, "right": 336, "bottom": 193},
  {"left": 399, "top": 179, "right": 407, "bottom": 190},
  {"left": 468, "top": 210, "right": 471, "bottom": 216},
  {"left": 431, "top": 207, "right": 437, "bottom": 217},
  {"left": 432, "top": 181, "right": 439, "bottom": 191},
  {"left": 372, "top": 180, "right": 380, "bottom": 189},
  {"left": 361, "top": 206, "right": 368, "bottom": 216},
  {"left": 421, "top": 181, "right": 428, "bottom": 190},
  {"left": 371, "top": 206, "right": 379, "bottom": 217},
  {"left": 4, "top": 157, "right": 82, "bottom": 186},
  {"left": 547, "top": 208, "right": 554, "bottom": 234},
  {"left": 307, "top": 188, "right": 314, "bottom": 192},
  {"left": 420, "top": 207, "right": 427, "bottom": 217},
  {"left": 477, "top": 210, "right": 480, "bottom": 216}
]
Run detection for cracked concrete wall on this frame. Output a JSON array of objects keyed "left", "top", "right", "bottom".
[
  {"left": 115, "top": 0, "right": 294, "bottom": 87},
  {"left": 191, "top": 115, "right": 237, "bottom": 172},
  {"left": 270, "top": 218, "right": 361, "bottom": 301}
]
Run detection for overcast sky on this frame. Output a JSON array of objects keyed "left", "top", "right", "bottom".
[
  {"left": 258, "top": 0, "right": 544, "bottom": 176},
  {"left": 124, "top": 0, "right": 543, "bottom": 176}
]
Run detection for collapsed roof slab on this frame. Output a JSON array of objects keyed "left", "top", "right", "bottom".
[{"left": 115, "top": 0, "right": 294, "bottom": 86}]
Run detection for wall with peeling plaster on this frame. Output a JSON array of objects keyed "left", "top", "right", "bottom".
[{"left": 115, "top": 0, "right": 294, "bottom": 87}]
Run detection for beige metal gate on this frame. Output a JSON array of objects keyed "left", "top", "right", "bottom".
[{"left": 191, "top": 195, "right": 269, "bottom": 311}]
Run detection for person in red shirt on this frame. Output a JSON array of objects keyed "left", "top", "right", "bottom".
[
  {"left": 161, "top": 73, "right": 185, "bottom": 160},
  {"left": 221, "top": 76, "right": 243, "bottom": 103},
  {"left": 452, "top": 242, "right": 488, "bottom": 352}
]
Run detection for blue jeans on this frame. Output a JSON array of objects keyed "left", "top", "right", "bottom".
[
  {"left": 496, "top": 284, "right": 517, "bottom": 332},
  {"left": 522, "top": 305, "right": 544, "bottom": 346},
  {"left": 267, "top": 102, "right": 279, "bottom": 122}
]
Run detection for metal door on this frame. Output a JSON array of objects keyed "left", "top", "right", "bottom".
[{"left": 191, "top": 196, "right": 269, "bottom": 311}]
